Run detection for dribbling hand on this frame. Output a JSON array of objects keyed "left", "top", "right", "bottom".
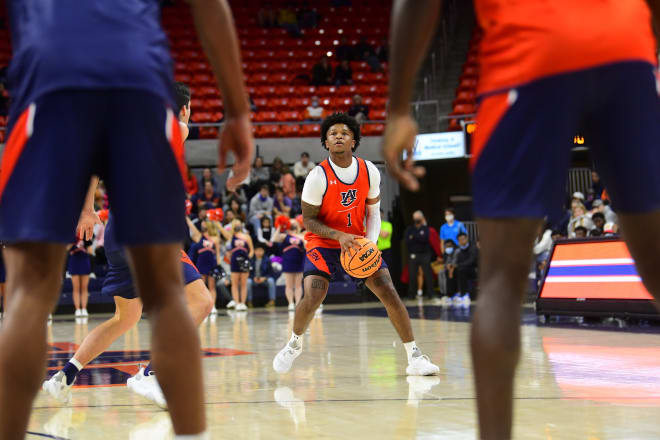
[
  {"left": 218, "top": 113, "right": 255, "bottom": 191},
  {"left": 338, "top": 233, "right": 362, "bottom": 256},
  {"left": 382, "top": 114, "right": 426, "bottom": 192}
]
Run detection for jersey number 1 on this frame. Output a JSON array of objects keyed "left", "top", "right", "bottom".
[{"left": 346, "top": 212, "right": 352, "bottom": 227}]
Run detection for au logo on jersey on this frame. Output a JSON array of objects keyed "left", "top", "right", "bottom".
[{"left": 340, "top": 189, "right": 358, "bottom": 207}]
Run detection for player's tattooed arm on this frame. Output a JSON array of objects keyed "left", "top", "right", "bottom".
[
  {"left": 302, "top": 202, "right": 361, "bottom": 254},
  {"left": 302, "top": 202, "right": 340, "bottom": 240}
]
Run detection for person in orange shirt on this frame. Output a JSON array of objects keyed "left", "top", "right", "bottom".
[
  {"left": 272, "top": 113, "right": 439, "bottom": 377},
  {"left": 383, "top": 1, "right": 660, "bottom": 438}
]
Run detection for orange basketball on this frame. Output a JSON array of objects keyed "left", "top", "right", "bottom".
[{"left": 341, "top": 237, "right": 382, "bottom": 279}]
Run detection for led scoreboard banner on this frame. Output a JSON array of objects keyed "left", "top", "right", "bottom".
[{"left": 536, "top": 237, "right": 660, "bottom": 319}]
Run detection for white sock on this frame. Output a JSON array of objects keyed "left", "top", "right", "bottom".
[
  {"left": 70, "top": 358, "right": 83, "bottom": 371},
  {"left": 174, "top": 431, "right": 210, "bottom": 440},
  {"left": 416, "top": 289, "right": 422, "bottom": 295},
  {"left": 403, "top": 341, "right": 421, "bottom": 362},
  {"left": 289, "top": 332, "right": 303, "bottom": 349}
]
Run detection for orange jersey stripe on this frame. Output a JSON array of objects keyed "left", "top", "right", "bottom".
[
  {"left": 475, "top": 0, "right": 657, "bottom": 94},
  {"left": 0, "top": 105, "right": 34, "bottom": 203}
]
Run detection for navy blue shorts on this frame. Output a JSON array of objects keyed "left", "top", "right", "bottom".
[
  {"left": 102, "top": 250, "right": 202, "bottom": 299},
  {"left": 303, "top": 247, "right": 387, "bottom": 281},
  {"left": 230, "top": 251, "right": 250, "bottom": 273},
  {"left": 67, "top": 252, "right": 91, "bottom": 275},
  {"left": 0, "top": 90, "right": 187, "bottom": 245},
  {"left": 471, "top": 61, "right": 660, "bottom": 218}
]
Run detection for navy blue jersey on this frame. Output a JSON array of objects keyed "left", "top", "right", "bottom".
[{"left": 7, "top": 0, "right": 174, "bottom": 123}]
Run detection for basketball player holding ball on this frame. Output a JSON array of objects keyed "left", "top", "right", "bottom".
[{"left": 273, "top": 113, "right": 439, "bottom": 376}]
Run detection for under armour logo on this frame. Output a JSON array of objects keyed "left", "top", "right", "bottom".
[
  {"left": 340, "top": 189, "right": 358, "bottom": 207},
  {"left": 329, "top": 180, "right": 337, "bottom": 185}
]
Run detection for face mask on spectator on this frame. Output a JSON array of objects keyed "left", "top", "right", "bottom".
[
  {"left": 460, "top": 242, "right": 469, "bottom": 250},
  {"left": 445, "top": 214, "right": 454, "bottom": 223},
  {"left": 445, "top": 247, "right": 454, "bottom": 255}
]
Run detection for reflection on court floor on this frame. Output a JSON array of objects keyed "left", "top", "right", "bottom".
[{"left": 27, "top": 303, "right": 660, "bottom": 439}]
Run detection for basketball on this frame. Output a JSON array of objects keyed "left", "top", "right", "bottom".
[{"left": 340, "top": 237, "right": 382, "bottom": 279}]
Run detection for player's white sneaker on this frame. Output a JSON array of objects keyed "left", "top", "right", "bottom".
[
  {"left": 74, "top": 309, "right": 82, "bottom": 317},
  {"left": 211, "top": 306, "right": 218, "bottom": 315},
  {"left": 406, "top": 355, "right": 440, "bottom": 376},
  {"left": 81, "top": 308, "right": 89, "bottom": 317},
  {"left": 273, "top": 341, "right": 302, "bottom": 373},
  {"left": 236, "top": 303, "right": 248, "bottom": 311},
  {"left": 288, "top": 302, "right": 295, "bottom": 311},
  {"left": 42, "top": 371, "right": 73, "bottom": 404},
  {"left": 127, "top": 367, "right": 167, "bottom": 409},
  {"left": 440, "top": 296, "right": 452, "bottom": 307},
  {"left": 461, "top": 294, "right": 471, "bottom": 308},
  {"left": 226, "top": 300, "right": 236, "bottom": 309}
]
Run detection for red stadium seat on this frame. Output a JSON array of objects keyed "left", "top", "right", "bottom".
[
  {"left": 300, "top": 124, "right": 321, "bottom": 137},
  {"left": 280, "top": 111, "right": 302, "bottom": 122},
  {"left": 191, "top": 112, "right": 212, "bottom": 123},
  {"left": 276, "top": 86, "right": 296, "bottom": 98},
  {"left": 371, "top": 109, "right": 387, "bottom": 120},
  {"left": 291, "top": 97, "right": 310, "bottom": 110},
  {"left": 296, "top": 85, "right": 317, "bottom": 96},
  {"left": 361, "top": 124, "right": 385, "bottom": 136},
  {"left": 256, "top": 124, "right": 281, "bottom": 138},
  {"left": 272, "top": 98, "right": 290, "bottom": 111},
  {"left": 269, "top": 73, "right": 290, "bottom": 84},
  {"left": 448, "top": 119, "right": 462, "bottom": 131},
  {"left": 199, "top": 86, "right": 219, "bottom": 98},
  {"left": 453, "top": 103, "right": 476, "bottom": 115},
  {"left": 199, "top": 127, "right": 218, "bottom": 139},
  {"left": 253, "top": 97, "right": 269, "bottom": 108},
  {"left": 371, "top": 97, "right": 387, "bottom": 109},
  {"left": 254, "top": 111, "right": 278, "bottom": 122},
  {"left": 206, "top": 99, "right": 223, "bottom": 112},
  {"left": 279, "top": 124, "right": 302, "bottom": 137}
]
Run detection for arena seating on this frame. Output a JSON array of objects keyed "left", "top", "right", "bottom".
[
  {"left": 448, "top": 27, "right": 481, "bottom": 131},
  {"left": 0, "top": 0, "right": 389, "bottom": 141},
  {"left": 164, "top": 0, "right": 390, "bottom": 138}
]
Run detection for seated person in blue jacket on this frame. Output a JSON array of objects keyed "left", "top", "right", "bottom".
[{"left": 247, "top": 245, "right": 277, "bottom": 307}]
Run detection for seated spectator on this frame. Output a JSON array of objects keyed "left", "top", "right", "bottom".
[
  {"left": 533, "top": 223, "right": 553, "bottom": 288},
  {"left": 224, "top": 186, "right": 248, "bottom": 213},
  {"left": 591, "top": 212, "right": 606, "bottom": 235},
  {"left": 574, "top": 226, "right": 588, "bottom": 238},
  {"left": 249, "top": 155, "right": 270, "bottom": 199},
  {"left": 258, "top": 2, "right": 276, "bottom": 27},
  {"left": 443, "top": 239, "right": 458, "bottom": 301},
  {"left": 256, "top": 216, "right": 277, "bottom": 255},
  {"left": 279, "top": 166, "right": 296, "bottom": 200},
  {"left": 290, "top": 187, "right": 303, "bottom": 217},
  {"left": 336, "top": 37, "right": 353, "bottom": 61},
  {"left": 333, "top": 59, "right": 353, "bottom": 85},
  {"left": 374, "top": 38, "right": 388, "bottom": 62},
  {"left": 270, "top": 157, "right": 285, "bottom": 186},
  {"left": 305, "top": 96, "right": 325, "bottom": 121},
  {"left": 439, "top": 208, "right": 467, "bottom": 253},
  {"left": 589, "top": 228, "right": 602, "bottom": 237},
  {"left": 248, "top": 184, "right": 274, "bottom": 233},
  {"left": 273, "top": 186, "right": 292, "bottom": 217},
  {"left": 247, "top": 245, "right": 277, "bottom": 307},
  {"left": 185, "top": 168, "right": 199, "bottom": 196},
  {"left": 453, "top": 232, "right": 478, "bottom": 306},
  {"left": 197, "top": 181, "right": 221, "bottom": 210},
  {"left": 293, "top": 152, "right": 315, "bottom": 179},
  {"left": 191, "top": 208, "right": 207, "bottom": 231},
  {"left": 348, "top": 94, "right": 370, "bottom": 123},
  {"left": 591, "top": 170, "right": 604, "bottom": 199},
  {"left": 200, "top": 167, "right": 217, "bottom": 192},
  {"left": 353, "top": 37, "right": 373, "bottom": 60},
  {"left": 227, "top": 198, "right": 247, "bottom": 223},
  {"left": 311, "top": 56, "right": 332, "bottom": 86},
  {"left": 298, "top": 1, "right": 318, "bottom": 28},
  {"left": 277, "top": 3, "right": 301, "bottom": 37},
  {"left": 567, "top": 202, "right": 594, "bottom": 237},
  {"left": 591, "top": 199, "right": 617, "bottom": 224},
  {"left": 222, "top": 210, "right": 235, "bottom": 227}
]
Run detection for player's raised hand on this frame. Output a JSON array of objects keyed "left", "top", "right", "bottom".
[
  {"left": 382, "top": 114, "right": 426, "bottom": 192},
  {"left": 76, "top": 210, "right": 101, "bottom": 241},
  {"left": 338, "top": 232, "right": 362, "bottom": 256},
  {"left": 218, "top": 113, "right": 254, "bottom": 191}
]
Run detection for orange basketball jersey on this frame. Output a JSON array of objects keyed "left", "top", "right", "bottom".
[
  {"left": 475, "top": 0, "right": 657, "bottom": 95},
  {"left": 305, "top": 158, "right": 371, "bottom": 250}
]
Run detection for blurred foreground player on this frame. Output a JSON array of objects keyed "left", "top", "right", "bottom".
[
  {"left": 383, "top": 0, "right": 660, "bottom": 438},
  {"left": 43, "top": 84, "right": 213, "bottom": 408},
  {"left": 273, "top": 113, "right": 439, "bottom": 376},
  {"left": 0, "top": 1, "right": 253, "bottom": 439}
]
